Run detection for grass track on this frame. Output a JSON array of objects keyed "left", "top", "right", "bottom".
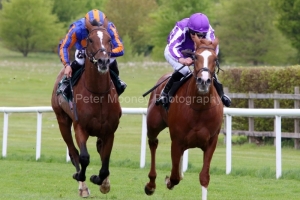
[{"left": 1, "top": 45, "right": 300, "bottom": 199}]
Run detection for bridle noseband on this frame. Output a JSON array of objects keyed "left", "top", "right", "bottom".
[{"left": 85, "top": 27, "right": 112, "bottom": 65}]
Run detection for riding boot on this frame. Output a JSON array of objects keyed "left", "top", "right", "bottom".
[
  {"left": 156, "top": 71, "right": 184, "bottom": 106},
  {"left": 57, "top": 60, "right": 82, "bottom": 100},
  {"left": 213, "top": 74, "right": 231, "bottom": 107},
  {"left": 109, "top": 60, "right": 127, "bottom": 95}
]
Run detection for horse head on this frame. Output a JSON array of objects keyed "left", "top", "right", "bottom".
[
  {"left": 184, "top": 38, "right": 219, "bottom": 94},
  {"left": 85, "top": 21, "right": 112, "bottom": 73}
]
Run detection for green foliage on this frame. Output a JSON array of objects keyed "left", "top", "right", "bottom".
[
  {"left": 142, "top": 0, "right": 212, "bottom": 60},
  {"left": 0, "top": 0, "right": 65, "bottom": 56},
  {"left": 104, "top": 0, "right": 158, "bottom": 55},
  {"left": 232, "top": 135, "right": 248, "bottom": 145},
  {"left": 117, "top": 34, "right": 144, "bottom": 63},
  {"left": 51, "top": 0, "right": 106, "bottom": 29},
  {"left": 215, "top": 0, "right": 297, "bottom": 65},
  {"left": 270, "top": 0, "right": 300, "bottom": 61},
  {"left": 220, "top": 66, "right": 300, "bottom": 132}
]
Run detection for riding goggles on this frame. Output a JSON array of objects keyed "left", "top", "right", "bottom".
[{"left": 189, "top": 29, "right": 207, "bottom": 38}]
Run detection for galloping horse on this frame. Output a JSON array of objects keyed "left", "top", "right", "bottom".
[
  {"left": 144, "top": 37, "right": 223, "bottom": 200},
  {"left": 51, "top": 21, "right": 121, "bottom": 197}
]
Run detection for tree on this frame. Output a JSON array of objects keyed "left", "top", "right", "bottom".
[
  {"left": 142, "top": 0, "right": 212, "bottom": 60},
  {"left": 52, "top": 0, "right": 106, "bottom": 29},
  {"left": 215, "top": 0, "right": 297, "bottom": 65},
  {"left": 104, "top": 0, "right": 158, "bottom": 55},
  {"left": 0, "top": 0, "right": 64, "bottom": 57},
  {"left": 270, "top": 0, "right": 300, "bottom": 61}
]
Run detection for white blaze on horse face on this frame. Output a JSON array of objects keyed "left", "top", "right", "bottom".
[
  {"left": 199, "top": 50, "right": 212, "bottom": 81},
  {"left": 97, "top": 31, "right": 107, "bottom": 55}
]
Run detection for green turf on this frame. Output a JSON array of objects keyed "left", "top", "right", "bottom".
[{"left": 1, "top": 44, "right": 300, "bottom": 199}]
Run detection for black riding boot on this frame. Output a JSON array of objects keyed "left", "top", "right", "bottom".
[
  {"left": 109, "top": 60, "right": 127, "bottom": 95},
  {"left": 213, "top": 74, "right": 231, "bottom": 107},
  {"left": 57, "top": 60, "right": 82, "bottom": 99},
  {"left": 156, "top": 71, "right": 184, "bottom": 106}
]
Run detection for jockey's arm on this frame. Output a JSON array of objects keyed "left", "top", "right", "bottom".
[
  {"left": 107, "top": 22, "right": 124, "bottom": 57},
  {"left": 59, "top": 24, "right": 77, "bottom": 68}
]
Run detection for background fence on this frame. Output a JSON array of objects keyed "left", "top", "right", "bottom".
[
  {"left": 1, "top": 106, "right": 300, "bottom": 179},
  {"left": 224, "top": 86, "right": 300, "bottom": 148}
]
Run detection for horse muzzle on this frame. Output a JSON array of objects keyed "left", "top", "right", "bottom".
[
  {"left": 196, "top": 77, "right": 211, "bottom": 94},
  {"left": 96, "top": 58, "right": 110, "bottom": 73}
]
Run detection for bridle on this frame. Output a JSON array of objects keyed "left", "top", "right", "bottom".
[
  {"left": 193, "top": 46, "right": 220, "bottom": 80},
  {"left": 85, "top": 27, "right": 112, "bottom": 65}
]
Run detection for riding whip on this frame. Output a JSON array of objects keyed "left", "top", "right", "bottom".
[
  {"left": 69, "top": 78, "right": 78, "bottom": 121},
  {"left": 142, "top": 65, "right": 185, "bottom": 97}
]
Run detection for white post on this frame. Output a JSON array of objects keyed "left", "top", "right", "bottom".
[
  {"left": 140, "top": 114, "right": 147, "bottom": 168},
  {"left": 36, "top": 112, "right": 42, "bottom": 160},
  {"left": 182, "top": 149, "right": 188, "bottom": 172},
  {"left": 275, "top": 115, "right": 282, "bottom": 179},
  {"left": 226, "top": 114, "right": 232, "bottom": 174},
  {"left": 2, "top": 112, "right": 8, "bottom": 157}
]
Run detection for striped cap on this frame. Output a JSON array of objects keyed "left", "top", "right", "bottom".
[{"left": 85, "top": 9, "right": 106, "bottom": 24}]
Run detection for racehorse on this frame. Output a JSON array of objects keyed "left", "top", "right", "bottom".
[
  {"left": 51, "top": 21, "right": 121, "bottom": 197},
  {"left": 144, "top": 37, "right": 223, "bottom": 200}
]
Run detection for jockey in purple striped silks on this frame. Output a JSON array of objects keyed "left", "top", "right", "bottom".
[{"left": 157, "top": 12, "right": 231, "bottom": 107}]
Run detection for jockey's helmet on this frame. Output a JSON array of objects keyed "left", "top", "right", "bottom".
[
  {"left": 187, "top": 13, "right": 210, "bottom": 33},
  {"left": 85, "top": 9, "right": 106, "bottom": 25}
]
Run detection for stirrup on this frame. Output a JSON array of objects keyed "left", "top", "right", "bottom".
[
  {"left": 221, "top": 94, "right": 231, "bottom": 107},
  {"left": 155, "top": 92, "right": 168, "bottom": 105}
]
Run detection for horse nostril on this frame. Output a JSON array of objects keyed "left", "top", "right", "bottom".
[{"left": 206, "top": 78, "right": 211, "bottom": 84}]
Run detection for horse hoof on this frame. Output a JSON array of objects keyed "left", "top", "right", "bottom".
[
  {"left": 78, "top": 181, "right": 90, "bottom": 198},
  {"left": 165, "top": 176, "right": 174, "bottom": 190},
  {"left": 144, "top": 185, "right": 155, "bottom": 195},
  {"left": 100, "top": 177, "right": 110, "bottom": 194}
]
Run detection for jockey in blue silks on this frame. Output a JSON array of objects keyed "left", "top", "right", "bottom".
[{"left": 57, "top": 9, "right": 126, "bottom": 96}]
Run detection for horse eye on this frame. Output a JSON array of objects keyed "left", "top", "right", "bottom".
[{"left": 88, "top": 38, "right": 93, "bottom": 43}]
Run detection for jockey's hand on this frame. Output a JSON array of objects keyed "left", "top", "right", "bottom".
[
  {"left": 178, "top": 57, "right": 194, "bottom": 66},
  {"left": 64, "top": 65, "right": 72, "bottom": 78}
]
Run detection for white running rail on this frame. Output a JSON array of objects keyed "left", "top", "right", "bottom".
[{"left": 1, "top": 106, "right": 300, "bottom": 179}]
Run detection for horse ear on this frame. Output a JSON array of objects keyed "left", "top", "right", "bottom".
[
  {"left": 85, "top": 18, "right": 93, "bottom": 32},
  {"left": 103, "top": 18, "right": 109, "bottom": 29},
  {"left": 212, "top": 37, "right": 219, "bottom": 48}
]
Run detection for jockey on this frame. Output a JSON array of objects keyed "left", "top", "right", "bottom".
[
  {"left": 57, "top": 9, "right": 126, "bottom": 96},
  {"left": 157, "top": 13, "right": 231, "bottom": 107}
]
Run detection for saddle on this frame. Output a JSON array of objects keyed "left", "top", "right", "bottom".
[
  {"left": 162, "top": 72, "right": 192, "bottom": 110},
  {"left": 56, "top": 67, "right": 84, "bottom": 101}
]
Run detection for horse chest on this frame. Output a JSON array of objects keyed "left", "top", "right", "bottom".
[{"left": 85, "top": 118, "right": 109, "bottom": 135}]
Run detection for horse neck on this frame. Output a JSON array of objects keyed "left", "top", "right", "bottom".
[{"left": 84, "top": 62, "right": 111, "bottom": 94}]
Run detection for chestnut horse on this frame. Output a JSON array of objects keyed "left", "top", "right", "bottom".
[
  {"left": 144, "top": 38, "right": 223, "bottom": 200},
  {"left": 51, "top": 22, "right": 121, "bottom": 197}
]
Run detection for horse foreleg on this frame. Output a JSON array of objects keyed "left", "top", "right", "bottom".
[
  {"left": 165, "top": 141, "right": 183, "bottom": 190},
  {"left": 200, "top": 134, "right": 218, "bottom": 200},
  {"left": 144, "top": 138, "right": 158, "bottom": 195},
  {"left": 75, "top": 138, "right": 90, "bottom": 198},
  {"left": 90, "top": 136, "right": 114, "bottom": 194},
  {"left": 57, "top": 117, "right": 80, "bottom": 172}
]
